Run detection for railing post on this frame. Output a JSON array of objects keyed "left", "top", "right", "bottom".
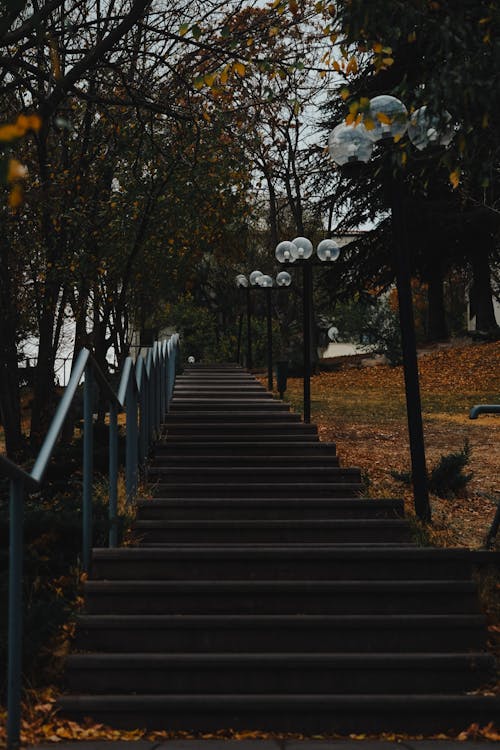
[
  {"left": 108, "top": 401, "right": 118, "bottom": 548},
  {"left": 160, "top": 342, "right": 167, "bottom": 421},
  {"left": 7, "top": 478, "right": 24, "bottom": 750},
  {"left": 155, "top": 347, "right": 161, "bottom": 433},
  {"left": 165, "top": 341, "right": 171, "bottom": 414},
  {"left": 125, "top": 377, "right": 138, "bottom": 504},
  {"left": 82, "top": 363, "right": 94, "bottom": 572},
  {"left": 155, "top": 343, "right": 161, "bottom": 438}
]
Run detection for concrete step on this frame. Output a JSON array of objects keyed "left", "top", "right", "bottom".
[
  {"left": 165, "top": 411, "right": 302, "bottom": 423},
  {"left": 147, "top": 466, "right": 360, "bottom": 483},
  {"left": 83, "top": 580, "right": 481, "bottom": 615},
  {"left": 158, "top": 433, "right": 321, "bottom": 443},
  {"left": 154, "top": 441, "right": 334, "bottom": 455},
  {"left": 135, "top": 497, "right": 401, "bottom": 520},
  {"left": 131, "top": 519, "right": 412, "bottom": 544},
  {"left": 57, "top": 693, "right": 500, "bottom": 733},
  {"left": 65, "top": 652, "right": 495, "bottom": 695},
  {"left": 170, "top": 401, "right": 291, "bottom": 411},
  {"left": 90, "top": 547, "right": 476, "bottom": 581},
  {"left": 148, "top": 455, "right": 341, "bottom": 468},
  {"left": 149, "top": 482, "right": 362, "bottom": 498},
  {"left": 164, "top": 422, "right": 318, "bottom": 435},
  {"left": 75, "top": 613, "right": 488, "bottom": 653}
]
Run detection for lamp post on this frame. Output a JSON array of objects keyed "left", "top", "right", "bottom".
[
  {"left": 236, "top": 271, "right": 264, "bottom": 370},
  {"left": 328, "top": 98, "right": 454, "bottom": 522},
  {"left": 275, "top": 238, "right": 341, "bottom": 423},
  {"left": 256, "top": 272, "right": 292, "bottom": 390}
]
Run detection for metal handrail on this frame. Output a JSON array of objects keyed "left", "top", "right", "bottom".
[{"left": 3, "top": 333, "right": 179, "bottom": 750}]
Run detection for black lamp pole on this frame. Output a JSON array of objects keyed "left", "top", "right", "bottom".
[
  {"left": 246, "top": 286, "right": 253, "bottom": 370},
  {"left": 390, "top": 174, "right": 431, "bottom": 521},
  {"left": 302, "top": 264, "right": 313, "bottom": 423},
  {"left": 265, "top": 287, "right": 273, "bottom": 391}
]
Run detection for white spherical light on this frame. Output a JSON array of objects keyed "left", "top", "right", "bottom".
[
  {"left": 276, "top": 271, "right": 292, "bottom": 287},
  {"left": 407, "top": 106, "right": 455, "bottom": 151},
  {"left": 328, "top": 122, "right": 374, "bottom": 166},
  {"left": 249, "top": 270, "right": 263, "bottom": 286},
  {"left": 291, "top": 236, "right": 313, "bottom": 260},
  {"left": 366, "top": 95, "right": 408, "bottom": 142},
  {"left": 275, "top": 241, "right": 296, "bottom": 263},
  {"left": 317, "top": 239, "right": 341, "bottom": 262}
]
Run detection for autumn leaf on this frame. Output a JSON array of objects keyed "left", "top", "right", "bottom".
[
  {"left": 449, "top": 168, "right": 460, "bottom": 189},
  {"left": 233, "top": 61, "right": 246, "bottom": 77}
]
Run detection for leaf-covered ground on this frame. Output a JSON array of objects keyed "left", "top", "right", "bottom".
[{"left": 284, "top": 340, "right": 500, "bottom": 550}]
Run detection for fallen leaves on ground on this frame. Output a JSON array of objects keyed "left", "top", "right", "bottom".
[
  {"left": 1, "top": 689, "right": 499, "bottom": 747},
  {"left": 276, "top": 340, "right": 500, "bottom": 550}
]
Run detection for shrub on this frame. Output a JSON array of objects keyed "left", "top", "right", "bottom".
[
  {"left": 429, "top": 439, "right": 473, "bottom": 499},
  {"left": 390, "top": 440, "right": 473, "bottom": 499}
]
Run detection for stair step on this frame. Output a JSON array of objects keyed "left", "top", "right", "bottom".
[
  {"left": 57, "top": 693, "right": 500, "bottom": 733},
  {"left": 159, "top": 434, "right": 321, "bottom": 443},
  {"left": 149, "top": 455, "right": 341, "bottom": 467},
  {"left": 65, "top": 652, "right": 495, "bottom": 695},
  {"left": 90, "top": 546, "right": 478, "bottom": 581},
  {"left": 172, "top": 392, "right": 274, "bottom": 399},
  {"left": 149, "top": 482, "right": 363, "bottom": 498},
  {"left": 170, "top": 401, "right": 291, "bottom": 410},
  {"left": 135, "top": 497, "right": 402, "bottom": 520},
  {"left": 147, "top": 467, "right": 360, "bottom": 483},
  {"left": 75, "top": 613, "right": 488, "bottom": 653},
  {"left": 165, "top": 423, "right": 318, "bottom": 434},
  {"left": 165, "top": 411, "right": 302, "bottom": 422},
  {"left": 131, "top": 519, "right": 412, "bottom": 544},
  {"left": 154, "top": 441, "right": 334, "bottom": 455},
  {"left": 84, "top": 580, "right": 480, "bottom": 615}
]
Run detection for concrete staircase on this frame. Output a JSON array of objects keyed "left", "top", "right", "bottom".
[{"left": 60, "top": 364, "right": 499, "bottom": 733}]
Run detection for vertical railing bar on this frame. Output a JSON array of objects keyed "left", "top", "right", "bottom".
[
  {"left": 125, "top": 375, "right": 135, "bottom": 504},
  {"left": 165, "top": 341, "right": 171, "bottom": 414},
  {"left": 7, "top": 477, "right": 24, "bottom": 750},
  {"left": 163, "top": 341, "right": 168, "bottom": 418},
  {"left": 82, "top": 363, "right": 94, "bottom": 572},
  {"left": 109, "top": 401, "right": 118, "bottom": 548},
  {"left": 155, "top": 346, "right": 161, "bottom": 438}
]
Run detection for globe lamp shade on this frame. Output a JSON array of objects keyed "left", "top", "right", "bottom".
[
  {"left": 275, "top": 240, "right": 296, "bottom": 263},
  {"left": 407, "top": 106, "right": 455, "bottom": 151},
  {"left": 317, "top": 239, "right": 341, "bottom": 262},
  {"left": 291, "top": 236, "right": 313, "bottom": 260},
  {"left": 249, "top": 270, "right": 263, "bottom": 286},
  {"left": 276, "top": 271, "right": 292, "bottom": 287},
  {"left": 328, "top": 122, "right": 373, "bottom": 166},
  {"left": 366, "top": 95, "right": 408, "bottom": 142},
  {"left": 235, "top": 274, "right": 249, "bottom": 288},
  {"left": 258, "top": 274, "right": 274, "bottom": 288}
]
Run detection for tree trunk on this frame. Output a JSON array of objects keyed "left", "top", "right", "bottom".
[
  {"left": 469, "top": 245, "right": 499, "bottom": 333},
  {"left": 426, "top": 259, "right": 448, "bottom": 341},
  {"left": 0, "top": 235, "right": 23, "bottom": 457}
]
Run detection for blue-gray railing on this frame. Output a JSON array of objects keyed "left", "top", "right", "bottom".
[{"left": 2, "top": 334, "right": 179, "bottom": 750}]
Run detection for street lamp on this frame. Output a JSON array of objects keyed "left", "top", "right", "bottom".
[
  {"left": 328, "top": 96, "right": 454, "bottom": 522},
  {"left": 275, "top": 237, "right": 341, "bottom": 423},
  {"left": 256, "top": 272, "right": 292, "bottom": 390},
  {"left": 235, "top": 272, "right": 254, "bottom": 370},
  {"left": 235, "top": 270, "right": 290, "bottom": 381}
]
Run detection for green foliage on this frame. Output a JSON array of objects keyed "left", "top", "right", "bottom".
[{"left": 391, "top": 440, "right": 474, "bottom": 500}]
